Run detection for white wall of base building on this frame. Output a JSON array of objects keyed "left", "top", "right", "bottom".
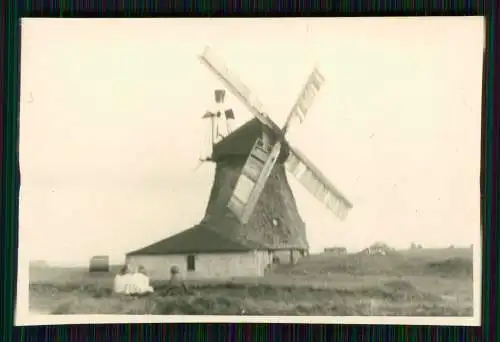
[{"left": 125, "top": 249, "right": 305, "bottom": 280}]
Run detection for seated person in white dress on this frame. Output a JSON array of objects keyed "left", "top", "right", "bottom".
[
  {"left": 114, "top": 264, "right": 153, "bottom": 295},
  {"left": 113, "top": 265, "right": 128, "bottom": 294},
  {"left": 134, "top": 265, "right": 154, "bottom": 294},
  {"left": 122, "top": 264, "right": 141, "bottom": 295},
  {"left": 113, "top": 263, "right": 138, "bottom": 295}
]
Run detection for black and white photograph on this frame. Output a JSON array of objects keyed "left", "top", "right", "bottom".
[{"left": 16, "top": 17, "right": 483, "bottom": 326}]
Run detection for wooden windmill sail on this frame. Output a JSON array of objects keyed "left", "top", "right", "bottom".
[{"left": 199, "top": 46, "right": 353, "bottom": 225}]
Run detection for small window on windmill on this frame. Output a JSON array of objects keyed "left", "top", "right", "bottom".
[
  {"left": 186, "top": 255, "right": 196, "bottom": 272},
  {"left": 271, "top": 218, "right": 280, "bottom": 228}
]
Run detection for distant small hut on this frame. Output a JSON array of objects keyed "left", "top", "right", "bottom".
[
  {"left": 323, "top": 247, "right": 347, "bottom": 256},
  {"left": 359, "top": 242, "right": 395, "bottom": 256},
  {"left": 89, "top": 255, "right": 110, "bottom": 273}
]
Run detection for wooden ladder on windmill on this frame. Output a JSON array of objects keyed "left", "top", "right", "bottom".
[{"left": 228, "top": 138, "right": 282, "bottom": 223}]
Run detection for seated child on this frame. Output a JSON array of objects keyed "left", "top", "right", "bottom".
[{"left": 164, "top": 265, "right": 189, "bottom": 295}]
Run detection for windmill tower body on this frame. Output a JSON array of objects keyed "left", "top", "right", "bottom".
[{"left": 202, "top": 118, "right": 309, "bottom": 252}]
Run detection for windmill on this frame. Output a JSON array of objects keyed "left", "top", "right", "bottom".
[
  {"left": 198, "top": 46, "right": 353, "bottom": 227},
  {"left": 127, "top": 52, "right": 354, "bottom": 272}
]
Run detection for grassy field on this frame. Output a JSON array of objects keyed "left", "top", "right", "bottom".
[{"left": 29, "top": 247, "right": 474, "bottom": 316}]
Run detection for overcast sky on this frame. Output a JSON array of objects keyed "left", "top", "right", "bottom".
[{"left": 19, "top": 17, "right": 484, "bottom": 266}]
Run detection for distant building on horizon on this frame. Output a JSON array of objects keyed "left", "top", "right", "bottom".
[
  {"left": 358, "top": 242, "right": 395, "bottom": 256},
  {"left": 323, "top": 247, "right": 348, "bottom": 256},
  {"left": 89, "top": 255, "right": 110, "bottom": 273}
]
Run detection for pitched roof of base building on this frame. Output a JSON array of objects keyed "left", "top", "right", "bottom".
[{"left": 126, "top": 224, "right": 264, "bottom": 256}]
